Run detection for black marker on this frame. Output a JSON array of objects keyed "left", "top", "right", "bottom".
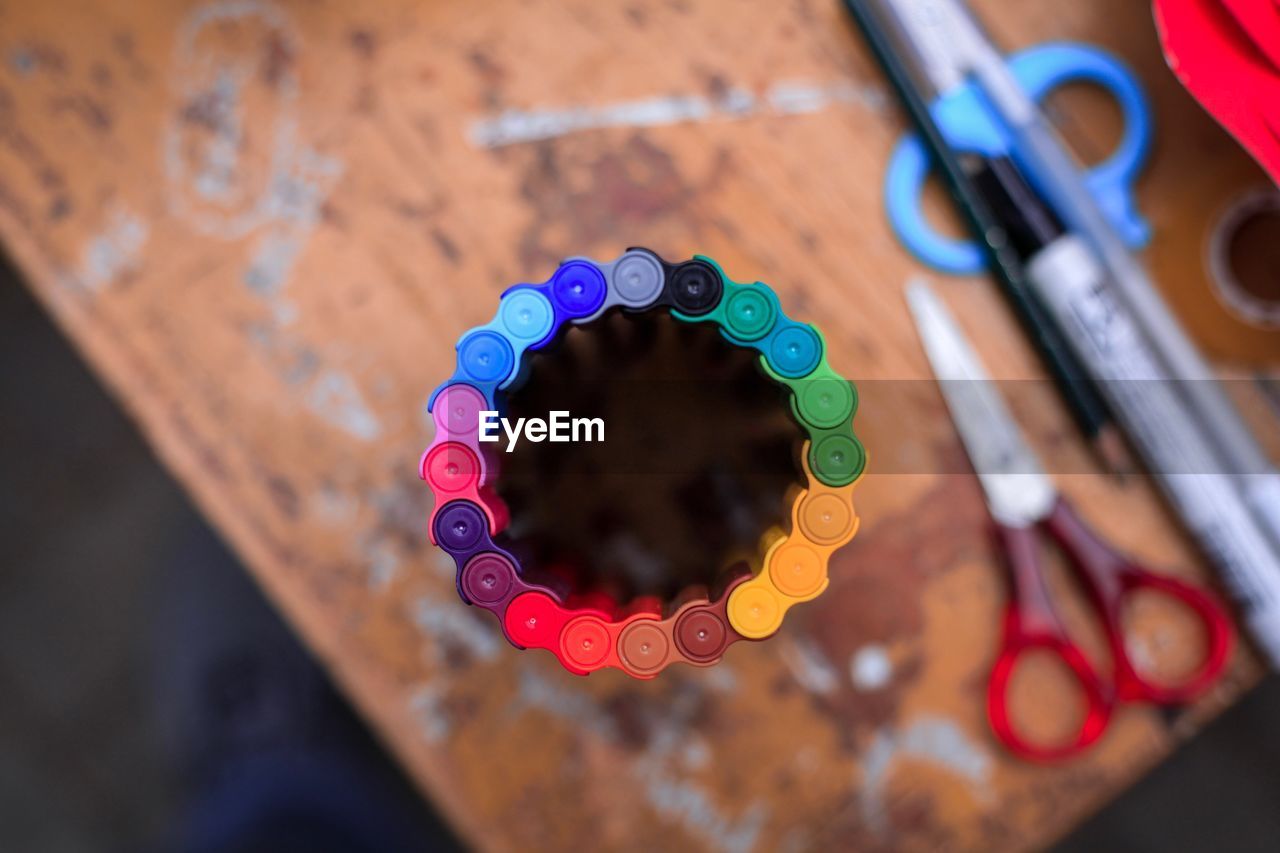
[{"left": 840, "top": 0, "right": 1129, "bottom": 477}]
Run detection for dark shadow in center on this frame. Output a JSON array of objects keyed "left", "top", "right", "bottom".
[{"left": 499, "top": 312, "right": 803, "bottom": 602}]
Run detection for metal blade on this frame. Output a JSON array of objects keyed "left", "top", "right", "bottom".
[{"left": 905, "top": 279, "right": 1058, "bottom": 525}]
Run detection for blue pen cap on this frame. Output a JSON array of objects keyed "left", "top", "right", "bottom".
[
  {"left": 458, "top": 330, "right": 515, "bottom": 384},
  {"left": 497, "top": 289, "right": 554, "bottom": 343},
  {"left": 551, "top": 261, "right": 607, "bottom": 319},
  {"left": 767, "top": 323, "right": 822, "bottom": 378}
]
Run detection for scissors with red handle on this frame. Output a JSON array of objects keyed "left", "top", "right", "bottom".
[{"left": 907, "top": 279, "right": 1234, "bottom": 762}]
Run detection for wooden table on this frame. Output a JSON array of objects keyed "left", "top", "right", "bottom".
[{"left": 3, "top": 0, "right": 1278, "bottom": 849}]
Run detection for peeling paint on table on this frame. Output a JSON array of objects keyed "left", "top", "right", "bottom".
[
  {"left": 467, "top": 79, "right": 887, "bottom": 149},
  {"left": 77, "top": 206, "right": 148, "bottom": 291},
  {"left": 860, "top": 715, "right": 995, "bottom": 838}
]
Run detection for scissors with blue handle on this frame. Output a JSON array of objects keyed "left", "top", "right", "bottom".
[
  {"left": 881, "top": 0, "right": 1154, "bottom": 275},
  {"left": 906, "top": 279, "right": 1233, "bottom": 761}
]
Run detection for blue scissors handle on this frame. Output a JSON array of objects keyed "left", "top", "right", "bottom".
[{"left": 885, "top": 42, "right": 1153, "bottom": 275}]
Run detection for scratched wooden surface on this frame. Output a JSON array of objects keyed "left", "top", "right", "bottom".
[{"left": 2, "top": 0, "right": 1278, "bottom": 850}]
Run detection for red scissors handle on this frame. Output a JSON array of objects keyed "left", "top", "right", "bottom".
[
  {"left": 1042, "top": 498, "right": 1234, "bottom": 704},
  {"left": 987, "top": 522, "right": 1111, "bottom": 762},
  {"left": 987, "top": 499, "right": 1234, "bottom": 762}
]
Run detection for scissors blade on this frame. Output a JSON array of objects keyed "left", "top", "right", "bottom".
[{"left": 905, "top": 279, "right": 1058, "bottom": 526}]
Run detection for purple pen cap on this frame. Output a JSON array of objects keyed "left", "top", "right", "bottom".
[
  {"left": 461, "top": 552, "right": 517, "bottom": 607},
  {"left": 433, "top": 383, "right": 487, "bottom": 441},
  {"left": 433, "top": 500, "right": 487, "bottom": 558}
]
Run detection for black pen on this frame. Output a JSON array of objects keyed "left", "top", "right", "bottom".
[{"left": 840, "top": 0, "right": 1129, "bottom": 476}]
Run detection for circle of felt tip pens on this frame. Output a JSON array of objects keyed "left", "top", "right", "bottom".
[{"left": 419, "top": 248, "right": 868, "bottom": 677}]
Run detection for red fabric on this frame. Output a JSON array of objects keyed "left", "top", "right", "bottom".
[{"left": 1154, "top": 0, "right": 1280, "bottom": 186}]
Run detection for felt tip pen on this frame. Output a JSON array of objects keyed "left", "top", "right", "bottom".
[
  {"left": 950, "top": 134, "right": 1280, "bottom": 660},
  {"left": 909, "top": 106, "right": 1280, "bottom": 662},
  {"left": 841, "top": 0, "right": 1130, "bottom": 478},
  {"left": 1016, "top": 239, "right": 1280, "bottom": 665},
  {"left": 423, "top": 249, "right": 867, "bottom": 676},
  {"left": 906, "top": 0, "right": 1280, "bottom": 556}
]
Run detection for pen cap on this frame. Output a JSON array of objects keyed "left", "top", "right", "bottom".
[
  {"left": 503, "top": 591, "right": 570, "bottom": 651},
  {"left": 619, "top": 620, "right": 673, "bottom": 676},
  {"left": 795, "top": 374, "right": 856, "bottom": 431},
  {"left": 669, "top": 260, "right": 724, "bottom": 316},
  {"left": 560, "top": 614, "right": 613, "bottom": 670},
  {"left": 434, "top": 500, "right": 487, "bottom": 555},
  {"left": 498, "top": 289, "right": 555, "bottom": 343},
  {"left": 810, "top": 432, "right": 866, "bottom": 487},
  {"left": 423, "top": 442, "right": 481, "bottom": 495},
  {"left": 728, "top": 582, "right": 785, "bottom": 639},
  {"left": 766, "top": 324, "right": 823, "bottom": 378},
  {"left": 551, "top": 261, "right": 608, "bottom": 318},
  {"left": 768, "top": 540, "right": 826, "bottom": 599},
  {"left": 722, "top": 285, "right": 779, "bottom": 342},
  {"left": 461, "top": 552, "right": 518, "bottom": 606},
  {"left": 458, "top": 330, "right": 515, "bottom": 385},
  {"left": 432, "top": 383, "right": 487, "bottom": 440},
  {"left": 675, "top": 607, "right": 731, "bottom": 663},
  {"left": 612, "top": 250, "right": 666, "bottom": 309},
  {"left": 798, "top": 490, "right": 857, "bottom": 546},
  {"left": 421, "top": 248, "right": 866, "bottom": 677}
]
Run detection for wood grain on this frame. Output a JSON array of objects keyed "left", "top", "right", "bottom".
[{"left": 0, "top": 0, "right": 1275, "bottom": 849}]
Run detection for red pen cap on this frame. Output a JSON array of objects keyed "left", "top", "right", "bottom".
[
  {"left": 504, "top": 592, "right": 568, "bottom": 650},
  {"left": 619, "top": 619, "right": 673, "bottom": 677},
  {"left": 559, "top": 614, "right": 614, "bottom": 672}
]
